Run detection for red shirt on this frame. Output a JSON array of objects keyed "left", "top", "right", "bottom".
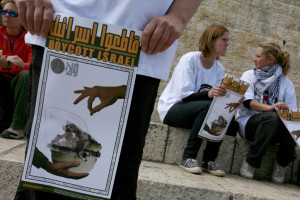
[{"left": 0, "top": 26, "right": 32, "bottom": 78}]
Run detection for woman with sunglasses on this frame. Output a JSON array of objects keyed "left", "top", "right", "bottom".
[{"left": 0, "top": 0, "right": 32, "bottom": 139}]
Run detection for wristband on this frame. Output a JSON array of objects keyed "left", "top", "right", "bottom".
[{"left": 6, "top": 60, "right": 11, "bottom": 70}]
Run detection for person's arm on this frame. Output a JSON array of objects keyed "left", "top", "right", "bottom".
[
  {"left": 33, "top": 147, "right": 88, "bottom": 179},
  {"left": 249, "top": 100, "right": 289, "bottom": 111},
  {"left": 182, "top": 91, "right": 209, "bottom": 102},
  {"left": 0, "top": 57, "right": 8, "bottom": 68},
  {"left": 141, "top": 0, "right": 202, "bottom": 54}
]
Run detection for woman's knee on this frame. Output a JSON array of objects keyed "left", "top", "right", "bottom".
[
  {"left": 17, "top": 70, "right": 29, "bottom": 81},
  {"left": 261, "top": 111, "right": 281, "bottom": 125}
]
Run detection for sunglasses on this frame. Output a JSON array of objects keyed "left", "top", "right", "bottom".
[{"left": 0, "top": 9, "right": 18, "bottom": 17}]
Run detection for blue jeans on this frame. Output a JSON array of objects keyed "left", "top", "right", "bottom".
[{"left": 163, "top": 100, "right": 238, "bottom": 162}]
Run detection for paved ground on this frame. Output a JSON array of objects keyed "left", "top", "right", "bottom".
[{"left": 1, "top": 137, "right": 300, "bottom": 200}]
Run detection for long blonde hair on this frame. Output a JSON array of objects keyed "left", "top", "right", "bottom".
[{"left": 259, "top": 43, "right": 291, "bottom": 76}]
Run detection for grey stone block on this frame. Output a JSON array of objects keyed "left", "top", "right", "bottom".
[
  {"left": 164, "top": 127, "right": 189, "bottom": 165},
  {"left": 215, "top": 135, "right": 236, "bottom": 173},
  {"left": 143, "top": 122, "right": 168, "bottom": 162},
  {"left": 231, "top": 136, "right": 250, "bottom": 174},
  {"left": 0, "top": 160, "right": 23, "bottom": 200}
]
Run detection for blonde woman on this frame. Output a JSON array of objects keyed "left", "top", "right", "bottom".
[{"left": 237, "top": 43, "right": 297, "bottom": 184}]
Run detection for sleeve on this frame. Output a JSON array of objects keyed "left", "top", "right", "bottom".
[
  {"left": 32, "top": 147, "right": 49, "bottom": 169},
  {"left": 182, "top": 91, "right": 210, "bottom": 102},
  {"left": 167, "top": 53, "right": 200, "bottom": 100},
  {"left": 283, "top": 79, "right": 297, "bottom": 109}
]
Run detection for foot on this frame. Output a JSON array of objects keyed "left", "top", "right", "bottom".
[
  {"left": 180, "top": 158, "right": 202, "bottom": 174},
  {"left": 201, "top": 161, "right": 225, "bottom": 177},
  {"left": 271, "top": 163, "right": 287, "bottom": 184},
  {"left": 240, "top": 157, "right": 255, "bottom": 179},
  {"left": 1, "top": 127, "right": 24, "bottom": 139}
]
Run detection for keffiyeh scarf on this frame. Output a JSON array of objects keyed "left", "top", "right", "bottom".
[{"left": 253, "top": 64, "right": 282, "bottom": 104}]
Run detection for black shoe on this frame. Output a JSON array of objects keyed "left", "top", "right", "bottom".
[{"left": 1, "top": 128, "right": 24, "bottom": 139}]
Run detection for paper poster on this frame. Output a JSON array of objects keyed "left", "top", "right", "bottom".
[
  {"left": 198, "top": 74, "right": 249, "bottom": 142},
  {"left": 20, "top": 13, "right": 141, "bottom": 199},
  {"left": 276, "top": 108, "right": 300, "bottom": 148}
]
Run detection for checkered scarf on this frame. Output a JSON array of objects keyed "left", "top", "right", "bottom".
[{"left": 253, "top": 64, "right": 282, "bottom": 104}]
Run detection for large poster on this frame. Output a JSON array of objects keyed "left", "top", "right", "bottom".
[
  {"left": 276, "top": 108, "right": 300, "bottom": 148},
  {"left": 20, "top": 14, "right": 141, "bottom": 199},
  {"left": 198, "top": 74, "right": 249, "bottom": 142}
]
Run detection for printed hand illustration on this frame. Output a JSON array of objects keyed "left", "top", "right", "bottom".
[
  {"left": 44, "top": 160, "right": 89, "bottom": 179},
  {"left": 225, "top": 96, "right": 245, "bottom": 113},
  {"left": 74, "top": 85, "right": 127, "bottom": 115},
  {"left": 292, "top": 130, "right": 300, "bottom": 140}
]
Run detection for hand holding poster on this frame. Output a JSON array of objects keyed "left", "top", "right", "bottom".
[
  {"left": 276, "top": 108, "right": 300, "bottom": 148},
  {"left": 20, "top": 13, "right": 141, "bottom": 199},
  {"left": 198, "top": 74, "right": 249, "bottom": 142}
]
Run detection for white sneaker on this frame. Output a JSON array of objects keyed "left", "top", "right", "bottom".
[
  {"left": 271, "top": 163, "right": 287, "bottom": 184},
  {"left": 240, "top": 157, "right": 255, "bottom": 179}
]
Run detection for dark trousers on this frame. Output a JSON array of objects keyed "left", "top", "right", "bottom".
[
  {"left": 15, "top": 45, "right": 160, "bottom": 200},
  {"left": 0, "top": 71, "right": 29, "bottom": 132},
  {"left": 163, "top": 100, "right": 238, "bottom": 162},
  {"left": 245, "top": 111, "right": 296, "bottom": 168},
  {"left": 0, "top": 74, "right": 13, "bottom": 133}
]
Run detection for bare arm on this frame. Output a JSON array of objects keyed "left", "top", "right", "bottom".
[
  {"left": 249, "top": 100, "right": 289, "bottom": 111},
  {"left": 141, "top": 0, "right": 202, "bottom": 54}
]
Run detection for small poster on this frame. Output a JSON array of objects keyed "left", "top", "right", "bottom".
[
  {"left": 20, "top": 13, "right": 141, "bottom": 199},
  {"left": 198, "top": 74, "right": 250, "bottom": 142},
  {"left": 276, "top": 108, "right": 300, "bottom": 148}
]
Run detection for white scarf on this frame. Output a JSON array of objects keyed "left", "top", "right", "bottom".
[{"left": 253, "top": 64, "right": 282, "bottom": 104}]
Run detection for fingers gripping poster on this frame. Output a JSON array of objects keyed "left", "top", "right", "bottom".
[
  {"left": 198, "top": 74, "right": 249, "bottom": 142},
  {"left": 20, "top": 13, "right": 141, "bottom": 199}
]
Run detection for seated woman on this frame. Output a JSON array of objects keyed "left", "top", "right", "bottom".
[
  {"left": 236, "top": 43, "right": 297, "bottom": 184},
  {"left": 157, "top": 24, "right": 239, "bottom": 177},
  {"left": 0, "top": 0, "right": 32, "bottom": 139}
]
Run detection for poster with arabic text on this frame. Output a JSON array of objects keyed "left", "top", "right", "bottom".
[
  {"left": 276, "top": 108, "right": 300, "bottom": 148},
  {"left": 198, "top": 74, "right": 249, "bottom": 142},
  {"left": 20, "top": 13, "right": 141, "bottom": 199}
]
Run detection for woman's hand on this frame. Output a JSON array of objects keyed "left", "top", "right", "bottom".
[
  {"left": 6, "top": 55, "right": 24, "bottom": 68},
  {"left": 271, "top": 102, "right": 289, "bottom": 111},
  {"left": 208, "top": 85, "right": 227, "bottom": 98}
]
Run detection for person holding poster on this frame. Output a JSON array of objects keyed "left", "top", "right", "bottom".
[
  {"left": 236, "top": 43, "right": 297, "bottom": 184},
  {"left": 14, "top": 0, "right": 203, "bottom": 199},
  {"left": 158, "top": 24, "right": 239, "bottom": 177}
]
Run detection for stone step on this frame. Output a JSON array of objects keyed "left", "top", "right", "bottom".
[
  {"left": 138, "top": 161, "right": 300, "bottom": 200},
  {"left": 143, "top": 122, "right": 300, "bottom": 183},
  {"left": 1, "top": 126, "right": 300, "bottom": 200}
]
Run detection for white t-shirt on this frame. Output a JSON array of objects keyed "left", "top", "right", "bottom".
[
  {"left": 25, "top": 0, "right": 177, "bottom": 81},
  {"left": 236, "top": 69, "right": 297, "bottom": 138},
  {"left": 157, "top": 51, "right": 225, "bottom": 122}
]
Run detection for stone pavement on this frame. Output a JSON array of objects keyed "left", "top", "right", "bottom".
[{"left": 1, "top": 137, "right": 300, "bottom": 200}]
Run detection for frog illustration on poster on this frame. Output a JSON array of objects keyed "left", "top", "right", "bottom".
[{"left": 20, "top": 13, "right": 141, "bottom": 200}]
